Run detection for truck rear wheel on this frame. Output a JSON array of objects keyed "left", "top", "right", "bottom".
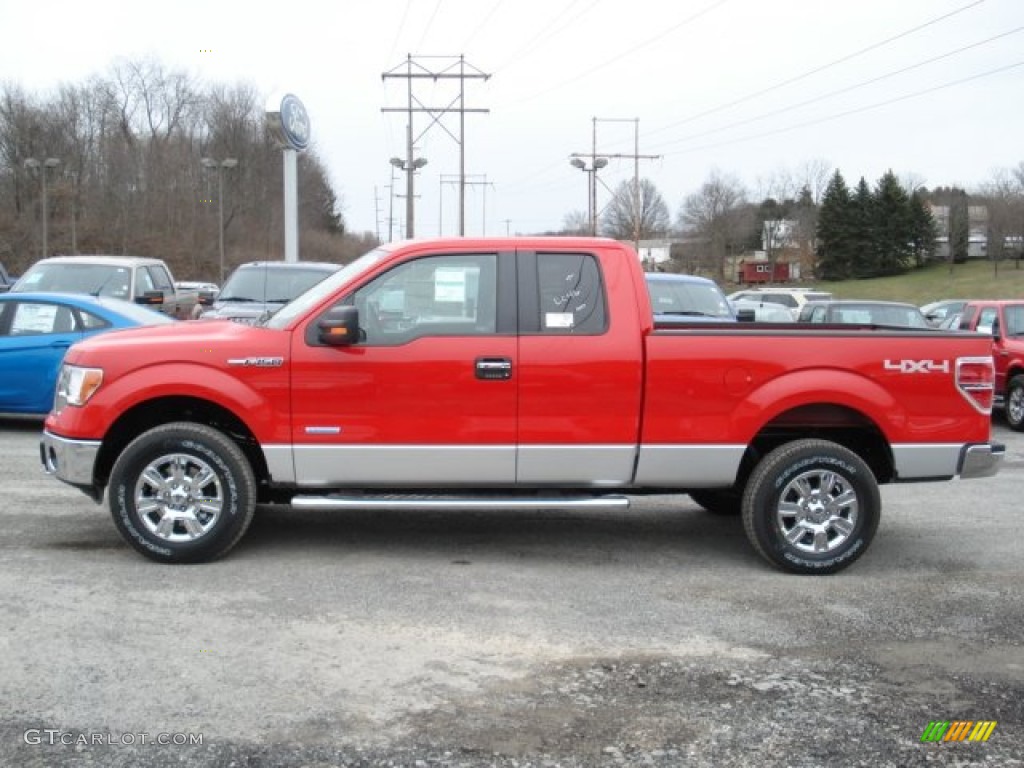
[
  {"left": 1005, "top": 375, "right": 1024, "bottom": 431},
  {"left": 108, "top": 422, "right": 256, "bottom": 563},
  {"left": 741, "top": 439, "right": 879, "bottom": 575}
]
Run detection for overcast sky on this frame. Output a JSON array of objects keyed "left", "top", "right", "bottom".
[{"left": 2, "top": 0, "right": 1022, "bottom": 240}]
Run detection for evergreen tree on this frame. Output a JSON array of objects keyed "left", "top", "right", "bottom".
[
  {"left": 873, "top": 170, "right": 913, "bottom": 276},
  {"left": 949, "top": 189, "right": 970, "bottom": 263},
  {"left": 850, "top": 177, "right": 876, "bottom": 278},
  {"left": 908, "top": 189, "right": 938, "bottom": 267},
  {"left": 815, "top": 170, "right": 854, "bottom": 279}
]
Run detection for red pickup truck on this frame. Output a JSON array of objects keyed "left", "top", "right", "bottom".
[
  {"left": 957, "top": 299, "right": 1024, "bottom": 430},
  {"left": 40, "top": 237, "right": 1003, "bottom": 574}
]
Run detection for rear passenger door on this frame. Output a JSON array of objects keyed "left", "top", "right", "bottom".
[{"left": 515, "top": 249, "right": 643, "bottom": 485}]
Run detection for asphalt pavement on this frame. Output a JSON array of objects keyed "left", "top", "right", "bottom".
[{"left": 1, "top": 417, "right": 1021, "bottom": 767}]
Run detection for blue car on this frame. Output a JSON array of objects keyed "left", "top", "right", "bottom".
[{"left": 0, "top": 292, "right": 174, "bottom": 416}]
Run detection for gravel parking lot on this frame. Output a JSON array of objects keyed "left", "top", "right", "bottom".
[{"left": 1, "top": 418, "right": 1021, "bottom": 767}]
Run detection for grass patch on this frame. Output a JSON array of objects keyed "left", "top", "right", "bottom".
[{"left": 730, "top": 259, "right": 1024, "bottom": 305}]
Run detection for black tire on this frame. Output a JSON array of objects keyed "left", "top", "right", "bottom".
[
  {"left": 108, "top": 422, "right": 256, "bottom": 563},
  {"left": 1005, "top": 375, "right": 1024, "bottom": 431},
  {"left": 689, "top": 489, "right": 742, "bottom": 516},
  {"left": 741, "top": 439, "right": 880, "bottom": 575}
]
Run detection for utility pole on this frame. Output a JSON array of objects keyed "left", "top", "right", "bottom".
[
  {"left": 441, "top": 174, "right": 491, "bottom": 235},
  {"left": 572, "top": 117, "right": 659, "bottom": 250},
  {"left": 382, "top": 55, "right": 490, "bottom": 236}
]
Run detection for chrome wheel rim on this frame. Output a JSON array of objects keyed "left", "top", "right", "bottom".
[
  {"left": 1008, "top": 386, "right": 1024, "bottom": 425},
  {"left": 775, "top": 469, "right": 858, "bottom": 555},
  {"left": 134, "top": 453, "right": 224, "bottom": 542}
]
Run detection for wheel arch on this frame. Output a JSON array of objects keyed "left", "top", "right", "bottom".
[
  {"left": 731, "top": 402, "right": 894, "bottom": 491},
  {"left": 95, "top": 396, "right": 271, "bottom": 499}
]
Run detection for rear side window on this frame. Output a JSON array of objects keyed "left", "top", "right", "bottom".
[{"left": 535, "top": 253, "right": 606, "bottom": 334}]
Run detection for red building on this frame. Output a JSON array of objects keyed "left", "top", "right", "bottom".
[{"left": 738, "top": 260, "right": 792, "bottom": 284}]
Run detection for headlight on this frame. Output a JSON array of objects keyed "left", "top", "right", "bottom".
[{"left": 54, "top": 365, "right": 104, "bottom": 412}]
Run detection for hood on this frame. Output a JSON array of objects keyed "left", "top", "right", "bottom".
[
  {"left": 64, "top": 317, "right": 287, "bottom": 372},
  {"left": 200, "top": 300, "right": 282, "bottom": 323}
]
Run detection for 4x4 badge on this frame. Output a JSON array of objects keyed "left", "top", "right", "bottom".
[{"left": 884, "top": 359, "right": 950, "bottom": 374}]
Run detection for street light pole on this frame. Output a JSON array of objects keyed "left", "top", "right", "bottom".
[
  {"left": 24, "top": 157, "right": 61, "bottom": 258},
  {"left": 390, "top": 152, "right": 427, "bottom": 239},
  {"left": 569, "top": 156, "right": 607, "bottom": 235},
  {"left": 201, "top": 157, "right": 238, "bottom": 283}
]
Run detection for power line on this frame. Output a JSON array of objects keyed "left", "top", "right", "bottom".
[
  {"left": 415, "top": 0, "right": 445, "bottom": 53},
  {"left": 645, "top": 0, "right": 986, "bottom": 140},
  {"left": 461, "top": 0, "right": 506, "bottom": 52},
  {"left": 649, "top": 24, "right": 1024, "bottom": 153},
  {"left": 503, "top": 0, "right": 729, "bottom": 103},
  {"left": 490, "top": 0, "right": 602, "bottom": 75},
  {"left": 662, "top": 59, "right": 1024, "bottom": 157}
]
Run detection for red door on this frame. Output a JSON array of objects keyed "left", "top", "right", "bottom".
[{"left": 289, "top": 250, "right": 518, "bottom": 486}]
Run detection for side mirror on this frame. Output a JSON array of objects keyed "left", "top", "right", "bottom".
[
  {"left": 736, "top": 308, "right": 756, "bottom": 322},
  {"left": 135, "top": 290, "right": 164, "bottom": 306},
  {"left": 317, "top": 305, "right": 360, "bottom": 346}
]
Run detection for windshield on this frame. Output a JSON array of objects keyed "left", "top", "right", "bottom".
[
  {"left": 648, "top": 279, "right": 733, "bottom": 318},
  {"left": 1004, "top": 305, "right": 1024, "bottom": 335},
  {"left": 264, "top": 247, "right": 392, "bottom": 329},
  {"left": 219, "top": 265, "right": 338, "bottom": 303},
  {"left": 14, "top": 263, "right": 133, "bottom": 299},
  {"left": 832, "top": 304, "right": 930, "bottom": 328}
]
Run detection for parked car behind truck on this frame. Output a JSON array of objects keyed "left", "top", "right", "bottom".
[
  {"left": 957, "top": 299, "right": 1024, "bottom": 430},
  {"left": 12, "top": 256, "right": 200, "bottom": 320},
  {"left": 40, "top": 237, "right": 1003, "bottom": 574},
  {"left": 201, "top": 260, "right": 342, "bottom": 324}
]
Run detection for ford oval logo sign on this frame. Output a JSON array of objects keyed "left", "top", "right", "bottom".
[{"left": 267, "top": 93, "right": 310, "bottom": 151}]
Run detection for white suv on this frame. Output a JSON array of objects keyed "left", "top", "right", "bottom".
[{"left": 727, "top": 287, "right": 834, "bottom": 319}]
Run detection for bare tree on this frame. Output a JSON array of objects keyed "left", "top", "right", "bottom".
[
  {"left": 978, "top": 167, "right": 1024, "bottom": 270},
  {"left": 600, "top": 178, "right": 670, "bottom": 241},
  {"left": 678, "top": 170, "right": 749, "bottom": 281},
  {"left": 561, "top": 209, "right": 589, "bottom": 235},
  {"left": 797, "top": 158, "right": 833, "bottom": 204}
]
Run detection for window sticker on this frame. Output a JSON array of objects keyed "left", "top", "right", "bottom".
[
  {"left": 12, "top": 304, "right": 58, "bottom": 333},
  {"left": 545, "top": 312, "right": 574, "bottom": 329},
  {"left": 434, "top": 268, "right": 466, "bottom": 303}
]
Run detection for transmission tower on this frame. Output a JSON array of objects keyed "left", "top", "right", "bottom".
[{"left": 382, "top": 55, "right": 490, "bottom": 237}]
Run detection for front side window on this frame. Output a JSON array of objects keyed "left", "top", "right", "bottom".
[
  {"left": 136, "top": 269, "right": 156, "bottom": 295},
  {"left": 148, "top": 266, "right": 174, "bottom": 292},
  {"left": 350, "top": 253, "right": 497, "bottom": 345},
  {"left": 976, "top": 308, "right": 998, "bottom": 335}
]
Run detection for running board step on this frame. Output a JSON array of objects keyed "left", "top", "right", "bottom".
[{"left": 291, "top": 494, "right": 631, "bottom": 511}]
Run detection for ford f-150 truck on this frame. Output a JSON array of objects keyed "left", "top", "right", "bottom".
[
  {"left": 13, "top": 255, "right": 200, "bottom": 320},
  {"left": 956, "top": 299, "right": 1024, "bottom": 430},
  {"left": 40, "top": 237, "right": 1004, "bottom": 573}
]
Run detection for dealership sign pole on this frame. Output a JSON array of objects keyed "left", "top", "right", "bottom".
[{"left": 266, "top": 93, "right": 310, "bottom": 263}]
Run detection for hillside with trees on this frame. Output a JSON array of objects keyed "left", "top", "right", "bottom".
[{"left": 0, "top": 58, "right": 375, "bottom": 282}]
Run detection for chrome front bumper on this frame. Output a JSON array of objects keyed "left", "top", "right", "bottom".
[
  {"left": 958, "top": 442, "right": 1005, "bottom": 479},
  {"left": 40, "top": 430, "right": 102, "bottom": 499}
]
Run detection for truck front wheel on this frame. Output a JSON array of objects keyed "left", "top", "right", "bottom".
[
  {"left": 741, "top": 439, "right": 880, "bottom": 575},
  {"left": 108, "top": 422, "right": 256, "bottom": 563},
  {"left": 1005, "top": 375, "right": 1024, "bottom": 431}
]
